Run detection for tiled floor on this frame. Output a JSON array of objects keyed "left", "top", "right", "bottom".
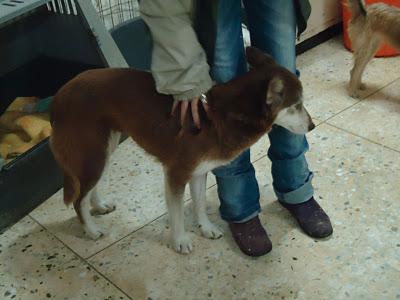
[{"left": 1, "top": 36, "right": 400, "bottom": 299}]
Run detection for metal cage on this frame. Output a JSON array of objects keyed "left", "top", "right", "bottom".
[
  {"left": 92, "top": 0, "right": 139, "bottom": 29},
  {"left": 0, "top": 0, "right": 127, "bottom": 231}
]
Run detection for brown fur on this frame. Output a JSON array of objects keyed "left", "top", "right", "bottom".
[
  {"left": 348, "top": 0, "right": 400, "bottom": 97},
  {"left": 50, "top": 47, "right": 306, "bottom": 248}
]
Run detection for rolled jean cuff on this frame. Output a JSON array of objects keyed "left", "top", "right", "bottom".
[
  {"left": 274, "top": 172, "right": 314, "bottom": 205},
  {"left": 219, "top": 203, "right": 261, "bottom": 223},
  {"left": 236, "top": 210, "right": 260, "bottom": 223}
]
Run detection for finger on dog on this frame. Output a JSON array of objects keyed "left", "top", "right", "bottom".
[
  {"left": 171, "top": 100, "right": 179, "bottom": 117},
  {"left": 191, "top": 97, "right": 201, "bottom": 129},
  {"left": 201, "top": 100, "right": 210, "bottom": 114},
  {"left": 180, "top": 101, "right": 189, "bottom": 127}
]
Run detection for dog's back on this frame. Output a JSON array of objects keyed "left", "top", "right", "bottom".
[
  {"left": 347, "top": 0, "right": 400, "bottom": 97},
  {"left": 367, "top": 3, "right": 400, "bottom": 48},
  {"left": 51, "top": 68, "right": 174, "bottom": 140},
  {"left": 349, "top": 0, "right": 400, "bottom": 45}
]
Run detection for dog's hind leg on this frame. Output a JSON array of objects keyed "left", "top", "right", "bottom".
[
  {"left": 75, "top": 188, "right": 106, "bottom": 240},
  {"left": 68, "top": 128, "right": 111, "bottom": 239},
  {"left": 90, "top": 131, "right": 121, "bottom": 215},
  {"left": 90, "top": 186, "right": 116, "bottom": 215},
  {"left": 189, "top": 174, "right": 223, "bottom": 239},
  {"left": 74, "top": 161, "right": 108, "bottom": 239},
  {"left": 75, "top": 162, "right": 109, "bottom": 239},
  {"left": 51, "top": 132, "right": 106, "bottom": 239},
  {"left": 163, "top": 168, "right": 192, "bottom": 254},
  {"left": 349, "top": 36, "right": 382, "bottom": 98}
]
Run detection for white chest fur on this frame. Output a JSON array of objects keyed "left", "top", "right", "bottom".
[{"left": 192, "top": 160, "right": 230, "bottom": 176}]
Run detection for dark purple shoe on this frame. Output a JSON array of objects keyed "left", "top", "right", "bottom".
[
  {"left": 280, "top": 197, "right": 333, "bottom": 238},
  {"left": 229, "top": 216, "right": 272, "bottom": 257}
]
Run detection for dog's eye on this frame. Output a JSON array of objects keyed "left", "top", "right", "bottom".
[
  {"left": 287, "top": 107, "right": 295, "bottom": 114},
  {"left": 295, "top": 103, "right": 302, "bottom": 110}
]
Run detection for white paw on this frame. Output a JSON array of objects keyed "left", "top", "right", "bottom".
[
  {"left": 349, "top": 88, "right": 362, "bottom": 99},
  {"left": 169, "top": 233, "right": 193, "bottom": 254},
  {"left": 84, "top": 225, "right": 105, "bottom": 240},
  {"left": 199, "top": 222, "right": 223, "bottom": 239},
  {"left": 91, "top": 203, "right": 116, "bottom": 215},
  {"left": 359, "top": 83, "right": 367, "bottom": 90}
]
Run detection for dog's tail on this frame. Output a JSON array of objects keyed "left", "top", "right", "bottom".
[
  {"left": 348, "top": 0, "right": 367, "bottom": 17},
  {"left": 63, "top": 169, "right": 81, "bottom": 206},
  {"left": 49, "top": 136, "right": 81, "bottom": 206}
]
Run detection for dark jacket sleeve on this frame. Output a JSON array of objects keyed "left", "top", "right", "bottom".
[{"left": 295, "top": 0, "right": 312, "bottom": 39}]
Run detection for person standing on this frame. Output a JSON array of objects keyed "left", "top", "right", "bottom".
[{"left": 140, "top": 0, "right": 333, "bottom": 257}]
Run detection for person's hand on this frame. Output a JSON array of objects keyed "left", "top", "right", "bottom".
[{"left": 171, "top": 97, "right": 209, "bottom": 129}]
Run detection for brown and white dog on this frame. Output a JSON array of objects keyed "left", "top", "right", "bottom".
[
  {"left": 50, "top": 47, "right": 314, "bottom": 254},
  {"left": 348, "top": 0, "right": 400, "bottom": 98}
]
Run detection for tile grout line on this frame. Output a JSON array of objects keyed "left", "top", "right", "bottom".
[
  {"left": 319, "top": 76, "right": 400, "bottom": 126},
  {"left": 85, "top": 213, "right": 169, "bottom": 260},
  {"left": 83, "top": 153, "right": 272, "bottom": 259},
  {"left": 322, "top": 122, "right": 400, "bottom": 155},
  {"left": 27, "top": 179, "right": 223, "bottom": 264},
  {"left": 27, "top": 214, "right": 134, "bottom": 300},
  {"left": 314, "top": 76, "right": 400, "bottom": 153}
]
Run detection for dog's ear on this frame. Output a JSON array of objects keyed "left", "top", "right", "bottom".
[
  {"left": 246, "top": 46, "right": 275, "bottom": 68},
  {"left": 266, "top": 76, "right": 284, "bottom": 107}
]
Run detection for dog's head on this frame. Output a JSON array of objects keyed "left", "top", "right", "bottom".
[{"left": 246, "top": 47, "right": 315, "bottom": 134}]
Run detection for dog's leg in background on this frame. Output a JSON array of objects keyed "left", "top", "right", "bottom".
[
  {"left": 349, "top": 36, "right": 382, "bottom": 97},
  {"left": 164, "top": 168, "right": 192, "bottom": 254},
  {"left": 189, "top": 174, "right": 223, "bottom": 239},
  {"left": 90, "top": 131, "right": 121, "bottom": 215}
]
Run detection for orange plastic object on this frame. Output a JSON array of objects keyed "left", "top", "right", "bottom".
[{"left": 342, "top": 0, "right": 400, "bottom": 57}]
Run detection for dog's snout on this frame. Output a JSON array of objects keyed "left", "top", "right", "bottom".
[{"left": 308, "top": 122, "right": 316, "bottom": 132}]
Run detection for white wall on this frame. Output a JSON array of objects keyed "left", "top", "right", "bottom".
[{"left": 298, "top": 0, "right": 342, "bottom": 43}]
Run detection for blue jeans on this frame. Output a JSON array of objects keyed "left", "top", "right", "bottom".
[{"left": 211, "top": 0, "right": 314, "bottom": 222}]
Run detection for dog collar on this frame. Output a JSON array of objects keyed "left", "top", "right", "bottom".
[{"left": 200, "top": 93, "right": 208, "bottom": 105}]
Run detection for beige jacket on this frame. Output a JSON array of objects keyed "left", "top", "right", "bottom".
[
  {"left": 140, "top": 0, "right": 213, "bottom": 101},
  {"left": 140, "top": 0, "right": 311, "bottom": 101}
]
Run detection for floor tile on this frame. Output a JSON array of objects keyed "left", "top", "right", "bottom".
[
  {"left": 89, "top": 124, "right": 400, "bottom": 300},
  {"left": 0, "top": 217, "right": 128, "bottom": 300},
  {"left": 298, "top": 37, "right": 358, "bottom": 121},
  {"left": 9, "top": 35, "right": 400, "bottom": 299},
  {"left": 30, "top": 139, "right": 169, "bottom": 258},
  {"left": 328, "top": 77, "right": 400, "bottom": 151}
]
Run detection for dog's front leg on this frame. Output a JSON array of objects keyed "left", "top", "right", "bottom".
[
  {"left": 164, "top": 169, "right": 192, "bottom": 254},
  {"left": 189, "top": 174, "right": 223, "bottom": 239},
  {"left": 349, "top": 37, "right": 381, "bottom": 98}
]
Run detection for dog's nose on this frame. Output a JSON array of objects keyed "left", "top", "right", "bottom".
[{"left": 308, "top": 122, "right": 316, "bottom": 131}]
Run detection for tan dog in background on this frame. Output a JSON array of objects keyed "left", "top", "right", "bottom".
[{"left": 348, "top": 0, "right": 400, "bottom": 98}]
